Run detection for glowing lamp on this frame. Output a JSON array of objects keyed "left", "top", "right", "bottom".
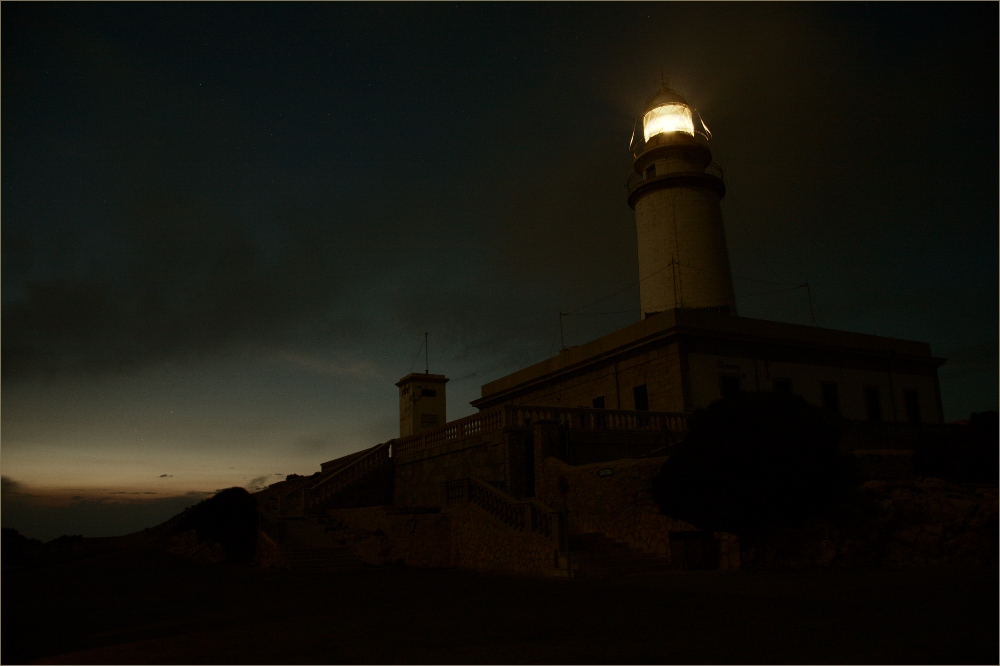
[{"left": 643, "top": 103, "right": 694, "bottom": 141}]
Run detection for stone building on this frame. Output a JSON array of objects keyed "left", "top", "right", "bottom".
[
  {"left": 474, "top": 308, "right": 944, "bottom": 425},
  {"left": 256, "top": 83, "right": 949, "bottom": 577}
]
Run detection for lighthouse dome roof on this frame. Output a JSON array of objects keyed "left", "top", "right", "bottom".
[{"left": 644, "top": 85, "right": 689, "bottom": 113}]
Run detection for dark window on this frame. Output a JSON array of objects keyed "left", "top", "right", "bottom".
[
  {"left": 592, "top": 396, "right": 606, "bottom": 409},
  {"left": 773, "top": 378, "right": 792, "bottom": 395},
  {"left": 633, "top": 384, "right": 649, "bottom": 411},
  {"left": 864, "top": 386, "right": 882, "bottom": 423},
  {"left": 904, "top": 390, "right": 921, "bottom": 424},
  {"left": 821, "top": 383, "right": 840, "bottom": 414},
  {"left": 421, "top": 389, "right": 437, "bottom": 397},
  {"left": 719, "top": 374, "right": 740, "bottom": 400},
  {"left": 645, "top": 166, "right": 656, "bottom": 180}
]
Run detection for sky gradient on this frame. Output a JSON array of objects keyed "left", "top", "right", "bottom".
[{"left": 3, "top": 4, "right": 997, "bottom": 540}]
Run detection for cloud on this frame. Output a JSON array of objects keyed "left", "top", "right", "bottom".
[
  {"left": 294, "top": 436, "right": 333, "bottom": 453},
  {"left": 1, "top": 476, "right": 26, "bottom": 498},
  {"left": 246, "top": 475, "right": 271, "bottom": 489},
  {"left": 1, "top": 492, "right": 207, "bottom": 542},
  {"left": 274, "top": 350, "right": 381, "bottom": 379},
  {"left": 2, "top": 199, "right": 344, "bottom": 384},
  {"left": 246, "top": 473, "right": 285, "bottom": 490}
]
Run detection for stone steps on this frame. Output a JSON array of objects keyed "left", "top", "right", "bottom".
[
  {"left": 282, "top": 517, "right": 345, "bottom": 550},
  {"left": 567, "top": 532, "right": 671, "bottom": 578},
  {"left": 282, "top": 547, "right": 363, "bottom": 572}
]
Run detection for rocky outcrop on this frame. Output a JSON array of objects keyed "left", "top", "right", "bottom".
[
  {"left": 742, "top": 478, "right": 998, "bottom": 569},
  {"left": 853, "top": 478, "right": 997, "bottom": 567}
]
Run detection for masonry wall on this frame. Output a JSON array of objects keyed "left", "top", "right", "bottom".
[
  {"left": 531, "top": 442, "right": 739, "bottom": 570},
  {"left": 448, "top": 504, "right": 558, "bottom": 575},
  {"left": 329, "top": 506, "right": 454, "bottom": 568},
  {"left": 502, "top": 343, "right": 685, "bottom": 413},
  {"left": 535, "top": 455, "right": 682, "bottom": 560}
]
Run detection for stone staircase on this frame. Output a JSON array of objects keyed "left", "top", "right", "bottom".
[
  {"left": 567, "top": 532, "right": 673, "bottom": 578},
  {"left": 282, "top": 547, "right": 363, "bottom": 572},
  {"left": 278, "top": 516, "right": 364, "bottom": 573}
]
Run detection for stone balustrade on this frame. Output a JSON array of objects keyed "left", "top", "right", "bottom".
[
  {"left": 445, "top": 477, "right": 558, "bottom": 543},
  {"left": 393, "top": 404, "right": 689, "bottom": 465},
  {"left": 302, "top": 440, "right": 392, "bottom": 513}
]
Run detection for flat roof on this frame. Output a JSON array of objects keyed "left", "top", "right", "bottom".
[{"left": 476, "top": 309, "right": 941, "bottom": 403}]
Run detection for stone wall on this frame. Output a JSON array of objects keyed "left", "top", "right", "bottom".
[
  {"left": 328, "top": 506, "right": 453, "bottom": 568},
  {"left": 328, "top": 504, "right": 558, "bottom": 576},
  {"left": 853, "top": 449, "right": 915, "bottom": 481},
  {"left": 448, "top": 503, "right": 558, "bottom": 576},
  {"left": 529, "top": 436, "right": 740, "bottom": 570},
  {"left": 535, "top": 455, "right": 685, "bottom": 560}
]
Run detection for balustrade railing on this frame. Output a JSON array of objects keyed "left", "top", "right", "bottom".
[
  {"left": 445, "top": 477, "right": 556, "bottom": 541},
  {"left": 395, "top": 404, "right": 689, "bottom": 463},
  {"left": 841, "top": 420, "right": 963, "bottom": 451},
  {"left": 303, "top": 440, "right": 392, "bottom": 512}
]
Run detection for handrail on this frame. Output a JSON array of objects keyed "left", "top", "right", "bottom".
[
  {"left": 445, "top": 477, "right": 557, "bottom": 540},
  {"left": 395, "top": 404, "right": 689, "bottom": 463},
  {"left": 258, "top": 512, "right": 285, "bottom": 544},
  {"left": 303, "top": 440, "right": 392, "bottom": 511}
]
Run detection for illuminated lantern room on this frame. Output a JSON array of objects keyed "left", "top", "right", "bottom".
[{"left": 639, "top": 84, "right": 711, "bottom": 147}]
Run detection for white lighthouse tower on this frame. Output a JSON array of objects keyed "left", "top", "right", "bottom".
[{"left": 627, "top": 83, "right": 736, "bottom": 318}]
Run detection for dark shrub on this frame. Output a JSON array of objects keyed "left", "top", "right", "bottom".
[
  {"left": 650, "top": 392, "right": 856, "bottom": 536},
  {"left": 174, "top": 487, "right": 259, "bottom": 563},
  {"left": 914, "top": 411, "right": 998, "bottom": 484}
]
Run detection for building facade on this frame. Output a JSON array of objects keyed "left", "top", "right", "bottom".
[{"left": 472, "top": 308, "right": 945, "bottom": 424}]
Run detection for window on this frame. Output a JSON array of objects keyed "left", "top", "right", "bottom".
[
  {"left": 904, "top": 390, "right": 921, "bottom": 424},
  {"left": 420, "top": 413, "right": 439, "bottom": 426},
  {"left": 773, "top": 378, "right": 792, "bottom": 395},
  {"left": 592, "top": 396, "right": 606, "bottom": 409},
  {"left": 633, "top": 384, "right": 649, "bottom": 411},
  {"left": 821, "top": 383, "right": 840, "bottom": 414},
  {"left": 421, "top": 389, "right": 437, "bottom": 398},
  {"left": 719, "top": 374, "right": 740, "bottom": 400},
  {"left": 864, "top": 386, "right": 882, "bottom": 423}
]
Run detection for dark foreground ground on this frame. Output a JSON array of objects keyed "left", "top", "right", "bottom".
[{"left": 3, "top": 550, "right": 997, "bottom": 665}]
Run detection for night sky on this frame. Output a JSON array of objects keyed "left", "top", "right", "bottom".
[{"left": 3, "top": 4, "right": 997, "bottom": 540}]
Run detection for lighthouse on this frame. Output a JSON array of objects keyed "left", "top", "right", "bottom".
[{"left": 627, "top": 83, "right": 736, "bottom": 318}]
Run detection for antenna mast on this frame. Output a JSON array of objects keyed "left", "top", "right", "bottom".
[
  {"left": 804, "top": 282, "right": 815, "bottom": 326},
  {"left": 424, "top": 332, "right": 429, "bottom": 374}
]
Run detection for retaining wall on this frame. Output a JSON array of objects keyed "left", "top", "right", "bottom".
[{"left": 534, "top": 452, "right": 740, "bottom": 570}]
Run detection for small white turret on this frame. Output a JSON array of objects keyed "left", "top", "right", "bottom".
[{"left": 396, "top": 373, "right": 449, "bottom": 438}]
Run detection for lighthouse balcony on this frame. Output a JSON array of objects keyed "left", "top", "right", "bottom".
[{"left": 626, "top": 162, "right": 724, "bottom": 191}]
